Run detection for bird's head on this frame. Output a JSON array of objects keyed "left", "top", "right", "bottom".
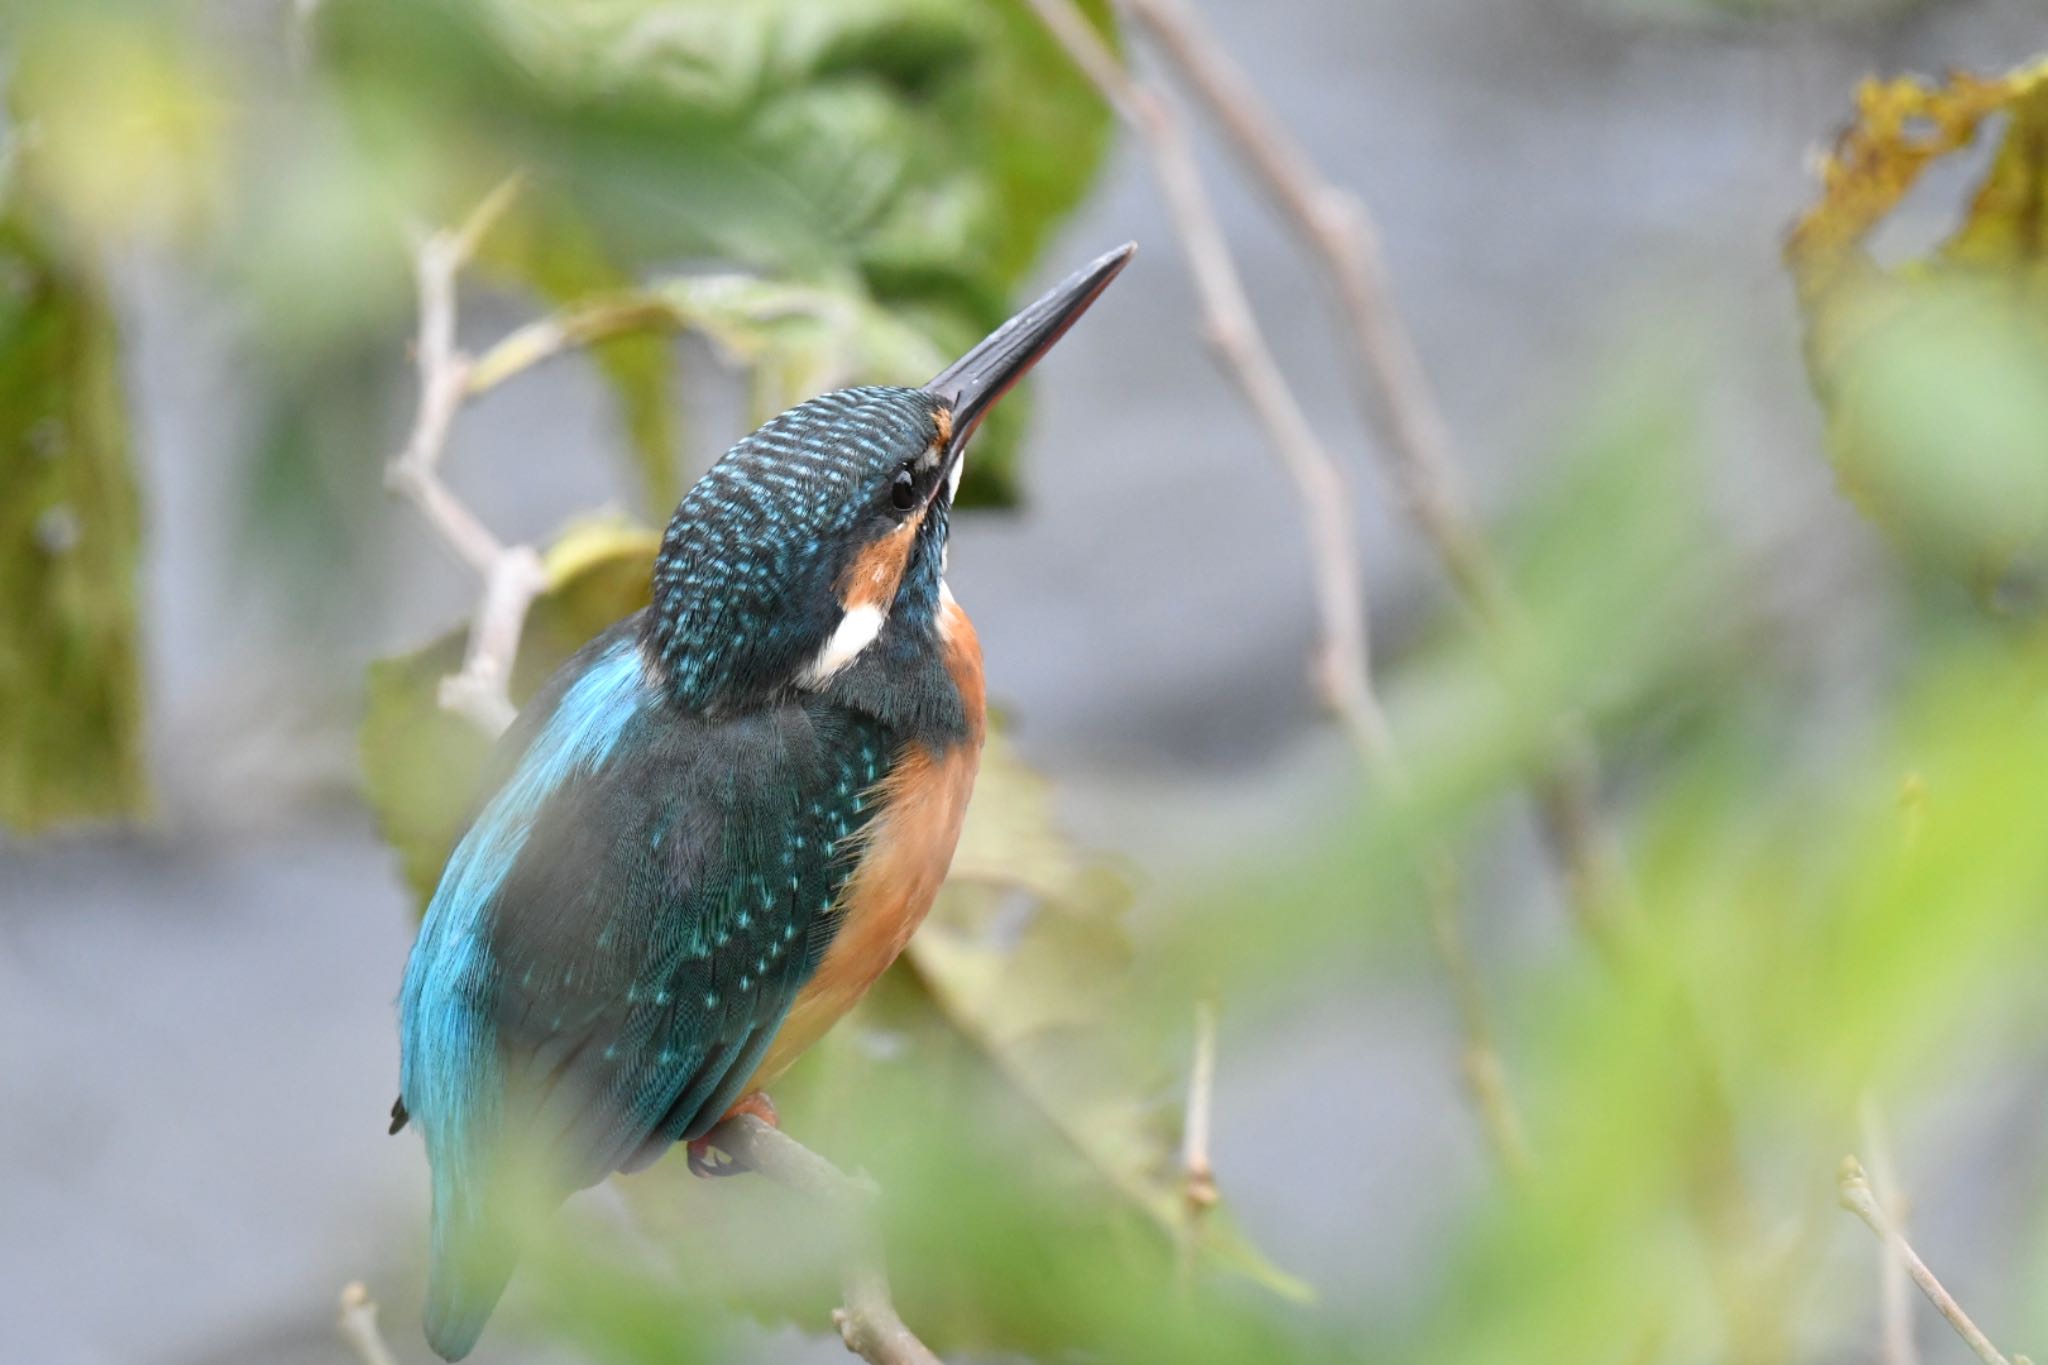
[{"left": 646, "top": 244, "right": 1133, "bottom": 713}]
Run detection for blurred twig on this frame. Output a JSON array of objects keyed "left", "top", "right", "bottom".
[
  {"left": 1023, "top": 0, "right": 1532, "bottom": 1180},
  {"left": 1179, "top": 998, "right": 1220, "bottom": 1285},
  {"left": 1118, "top": 0, "right": 1636, "bottom": 959},
  {"left": 1860, "top": 1100, "right": 1919, "bottom": 1365},
  {"left": 1122, "top": 0, "right": 1492, "bottom": 610},
  {"left": 1180, "top": 999, "right": 1219, "bottom": 1225},
  {"left": 337, "top": 1282, "right": 400, "bottom": 1365},
  {"left": 1094, "top": 5, "right": 1791, "bottom": 1334},
  {"left": 1839, "top": 1156, "right": 2030, "bottom": 1365},
  {"left": 706, "top": 1115, "right": 942, "bottom": 1365},
  {"left": 1176, "top": 1000, "right": 1221, "bottom": 1278},
  {"left": 1026, "top": 0, "right": 1384, "bottom": 756},
  {"left": 387, "top": 177, "right": 544, "bottom": 737}
]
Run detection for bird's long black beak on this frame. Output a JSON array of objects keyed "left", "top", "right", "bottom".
[{"left": 924, "top": 242, "right": 1135, "bottom": 467}]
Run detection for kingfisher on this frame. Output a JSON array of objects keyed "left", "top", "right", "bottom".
[{"left": 390, "top": 244, "right": 1134, "bottom": 1360}]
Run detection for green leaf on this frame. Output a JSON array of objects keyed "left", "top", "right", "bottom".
[
  {"left": 648, "top": 272, "right": 947, "bottom": 425},
  {"left": 314, "top": 0, "right": 1118, "bottom": 507},
  {"left": 361, "top": 633, "right": 492, "bottom": 899},
  {"left": 0, "top": 180, "right": 147, "bottom": 830}
]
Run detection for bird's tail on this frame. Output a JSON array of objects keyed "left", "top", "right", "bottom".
[{"left": 422, "top": 1168, "right": 520, "bottom": 1362}]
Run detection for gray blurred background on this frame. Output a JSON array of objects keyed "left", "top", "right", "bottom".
[{"left": 5, "top": 0, "right": 2044, "bottom": 1360}]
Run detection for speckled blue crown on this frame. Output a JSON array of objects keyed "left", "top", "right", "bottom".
[{"left": 646, "top": 386, "right": 944, "bottom": 711}]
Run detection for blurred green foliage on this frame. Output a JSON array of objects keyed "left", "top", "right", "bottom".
[
  {"left": 313, "top": 0, "right": 1117, "bottom": 508},
  {"left": 0, "top": 158, "right": 146, "bottom": 830}
]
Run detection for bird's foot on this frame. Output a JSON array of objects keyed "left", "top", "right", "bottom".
[{"left": 686, "top": 1092, "right": 781, "bottom": 1178}]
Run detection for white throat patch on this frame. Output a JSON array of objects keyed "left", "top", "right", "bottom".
[{"left": 798, "top": 603, "right": 886, "bottom": 688}]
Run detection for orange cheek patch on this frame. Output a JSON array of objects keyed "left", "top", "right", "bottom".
[
  {"left": 839, "top": 516, "right": 920, "bottom": 612},
  {"left": 931, "top": 405, "right": 954, "bottom": 453}
]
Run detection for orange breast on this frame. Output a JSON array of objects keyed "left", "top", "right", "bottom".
[{"left": 743, "top": 598, "right": 985, "bottom": 1091}]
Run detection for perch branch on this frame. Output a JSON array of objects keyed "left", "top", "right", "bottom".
[
  {"left": 705, "top": 1116, "right": 941, "bottom": 1365},
  {"left": 386, "top": 178, "right": 546, "bottom": 738},
  {"left": 1026, "top": 0, "right": 1531, "bottom": 1179},
  {"left": 1839, "top": 1156, "right": 2030, "bottom": 1365},
  {"left": 337, "top": 1282, "right": 401, "bottom": 1365}
]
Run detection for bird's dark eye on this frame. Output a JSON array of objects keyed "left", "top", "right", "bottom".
[{"left": 890, "top": 466, "right": 917, "bottom": 512}]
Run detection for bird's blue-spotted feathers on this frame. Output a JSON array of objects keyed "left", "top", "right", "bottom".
[{"left": 397, "top": 616, "right": 899, "bottom": 1358}]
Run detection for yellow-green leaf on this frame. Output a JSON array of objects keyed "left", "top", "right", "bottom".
[
  {"left": 360, "top": 516, "right": 660, "bottom": 903},
  {"left": 1786, "top": 60, "right": 2048, "bottom": 583},
  {"left": 649, "top": 273, "right": 947, "bottom": 427}
]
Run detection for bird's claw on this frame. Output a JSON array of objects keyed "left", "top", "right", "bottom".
[
  {"left": 686, "top": 1138, "right": 747, "bottom": 1178},
  {"left": 686, "top": 1092, "right": 781, "bottom": 1178}
]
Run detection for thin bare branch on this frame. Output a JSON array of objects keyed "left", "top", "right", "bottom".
[
  {"left": 1840, "top": 1156, "right": 2029, "bottom": 1365},
  {"left": 1860, "top": 1100, "right": 1919, "bottom": 1365},
  {"left": 1418, "top": 851, "right": 1529, "bottom": 1173},
  {"left": 1033, "top": 0, "right": 1387, "bottom": 748},
  {"left": 1122, "top": 0, "right": 1638, "bottom": 957},
  {"left": 1180, "top": 999, "right": 1219, "bottom": 1223},
  {"left": 386, "top": 226, "right": 497, "bottom": 575},
  {"left": 1172, "top": 999, "right": 1226, "bottom": 1285},
  {"left": 437, "top": 545, "right": 547, "bottom": 735},
  {"left": 337, "top": 1282, "right": 401, "bottom": 1365},
  {"left": 1029, "top": 0, "right": 1142, "bottom": 118},
  {"left": 385, "top": 178, "right": 546, "bottom": 738},
  {"left": 452, "top": 176, "right": 525, "bottom": 260},
  {"left": 1024, "top": 0, "right": 1529, "bottom": 1178},
  {"left": 1123, "top": 0, "right": 1493, "bottom": 611},
  {"left": 706, "top": 1116, "right": 942, "bottom": 1365},
  {"left": 1086, "top": 14, "right": 1799, "bottom": 1320}
]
